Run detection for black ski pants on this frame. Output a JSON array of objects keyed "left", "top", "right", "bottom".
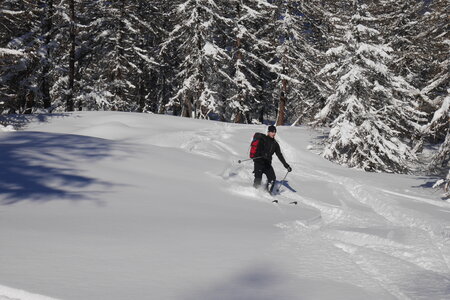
[{"left": 253, "top": 160, "right": 276, "bottom": 193}]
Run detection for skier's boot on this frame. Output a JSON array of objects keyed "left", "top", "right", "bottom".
[
  {"left": 253, "top": 177, "right": 262, "bottom": 189},
  {"left": 267, "top": 180, "right": 276, "bottom": 195}
]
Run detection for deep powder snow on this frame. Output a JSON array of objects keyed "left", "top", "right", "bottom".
[{"left": 0, "top": 112, "right": 449, "bottom": 300}]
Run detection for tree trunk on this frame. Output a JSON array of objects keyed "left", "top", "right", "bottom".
[
  {"left": 276, "top": 78, "right": 287, "bottom": 125},
  {"left": 114, "top": 0, "right": 126, "bottom": 107},
  {"left": 42, "top": 0, "right": 53, "bottom": 110},
  {"left": 258, "top": 106, "right": 264, "bottom": 123},
  {"left": 182, "top": 95, "right": 192, "bottom": 118},
  {"left": 157, "top": 72, "right": 167, "bottom": 114},
  {"left": 195, "top": 6, "right": 205, "bottom": 119},
  {"left": 234, "top": 111, "right": 243, "bottom": 123},
  {"left": 138, "top": 70, "right": 146, "bottom": 112},
  {"left": 234, "top": 1, "right": 245, "bottom": 124},
  {"left": 66, "top": 0, "right": 75, "bottom": 111},
  {"left": 24, "top": 91, "right": 34, "bottom": 114}
]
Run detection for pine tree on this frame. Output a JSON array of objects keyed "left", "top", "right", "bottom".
[
  {"left": 426, "top": 94, "right": 449, "bottom": 172},
  {"left": 0, "top": 0, "right": 56, "bottom": 113},
  {"left": 47, "top": 0, "right": 81, "bottom": 112},
  {"left": 417, "top": 0, "right": 448, "bottom": 103},
  {"left": 268, "top": 0, "right": 326, "bottom": 125},
  {"left": 0, "top": 2, "right": 26, "bottom": 113},
  {"left": 161, "top": 0, "right": 232, "bottom": 119},
  {"left": 139, "top": 0, "right": 166, "bottom": 113},
  {"left": 40, "top": 0, "right": 55, "bottom": 110},
  {"left": 315, "top": 1, "right": 419, "bottom": 173},
  {"left": 381, "top": 1, "right": 425, "bottom": 88},
  {"left": 418, "top": 0, "right": 449, "bottom": 144},
  {"left": 225, "top": 0, "right": 277, "bottom": 123},
  {"left": 72, "top": 0, "right": 158, "bottom": 111},
  {"left": 66, "top": 0, "right": 76, "bottom": 111},
  {"left": 0, "top": 50, "right": 26, "bottom": 114},
  {"left": 388, "top": 0, "right": 450, "bottom": 172}
]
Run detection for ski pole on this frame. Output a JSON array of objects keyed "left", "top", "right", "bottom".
[
  {"left": 238, "top": 156, "right": 262, "bottom": 164},
  {"left": 277, "top": 170, "right": 289, "bottom": 193}
]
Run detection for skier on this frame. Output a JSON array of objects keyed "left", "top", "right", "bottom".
[{"left": 253, "top": 125, "right": 292, "bottom": 194}]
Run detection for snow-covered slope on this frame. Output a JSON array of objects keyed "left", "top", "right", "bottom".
[{"left": 0, "top": 112, "right": 449, "bottom": 300}]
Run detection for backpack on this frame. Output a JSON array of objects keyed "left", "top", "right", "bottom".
[{"left": 249, "top": 132, "right": 265, "bottom": 158}]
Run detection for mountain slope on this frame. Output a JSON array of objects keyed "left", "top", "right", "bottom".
[{"left": 0, "top": 112, "right": 448, "bottom": 300}]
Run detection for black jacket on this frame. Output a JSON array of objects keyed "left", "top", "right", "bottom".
[{"left": 256, "top": 135, "right": 288, "bottom": 167}]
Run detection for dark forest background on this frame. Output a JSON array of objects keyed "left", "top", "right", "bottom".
[{"left": 0, "top": 0, "right": 448, "bottom": 175}]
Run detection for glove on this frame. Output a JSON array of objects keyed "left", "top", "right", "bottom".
[{"left": 285, "top": 164, "right": 292, "bottom": 172}]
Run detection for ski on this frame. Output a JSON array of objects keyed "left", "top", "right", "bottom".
[{"left": 272, "top": 199, "right": 297, "bottom": 205}]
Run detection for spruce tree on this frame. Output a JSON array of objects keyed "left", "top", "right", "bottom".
[
  {"left": 0, "top": 0, "right": 55, "bottom": 113},
  {"left": 73, "top": 0, "right": 158, "bottom": 111},
  {"left": 268, "top": 0, "right": 326, "bottom": 125},
  {"left": 225, "top": 0, "right": 276, "bottom": 123},
  {"left": 418, "top": 0, "right": 449, "bottom": 145},
  {"left": 426, "top": 94, "right": 449, "bottom": 172},
  {"left": 161, "top": 0, "right": 231, "bottom": 119},
  {"left": 315, "top": 1, "right": 419, "bottom": 173}
]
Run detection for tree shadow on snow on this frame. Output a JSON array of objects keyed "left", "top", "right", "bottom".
[
  {"left": 413, "top": 177, "right": 440, "bottom": 189},
  {"left": 186, "top": 264, "right": 295, "bottom": 300},
  {"left": 0, "top": 131, "right": 116, "bottom": 205},
  {"left": 0, "top": 113, "right": 73, "bottom": 130},
  {"left": 412, "top": 176, "right": 449, "bottom": 200},
  {"left": 185, "top": 263, "right": 381, "bottom": 300},
  {"left": 412, "top": 176, "right": 444, "bottom": 190}
]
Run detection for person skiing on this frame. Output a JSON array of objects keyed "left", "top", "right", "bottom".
[{"left": 253, "top": 125, "right": 292, "bottom": 194}]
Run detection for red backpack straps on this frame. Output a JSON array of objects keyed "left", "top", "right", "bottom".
[{"left": 249, "top": 133, "right": 264, "bottom": 158}]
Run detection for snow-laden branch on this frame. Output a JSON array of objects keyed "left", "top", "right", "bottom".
[{"left": 0, "top": 48, "right": 25, "bottom": 57}]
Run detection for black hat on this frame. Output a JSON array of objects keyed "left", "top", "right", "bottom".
[{"left": 268, "top": 125, "right": 277, "bottom": 133}]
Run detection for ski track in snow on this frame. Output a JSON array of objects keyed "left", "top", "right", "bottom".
[
  {"left": 1, "top": 113, "right": 449, "bottom": 299},
  {"left": 270, "top": 132, "right": 450, "bottom": 299},
  {"left": 149, "top": 123, "right": 239, "bottom": 161},
  {"left": 184, "top": 123, "right": 450, "bottom": 299}
]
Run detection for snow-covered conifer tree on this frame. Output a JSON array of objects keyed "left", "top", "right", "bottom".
[
  {"left": 386, "top": 0, "right": 450, "bottom": 171},
  {"left": 39, "top": 0, "right": 55, "bottom": 110},
  {"left": 268, "top": 0, "right": 326, "bottom": 125},
  {"left": 138, "top": 0, "right": 166, "bottom": 113},
  {"left": 65, "top": 0, "right": 76, "bottom": 111},
  {"left": 426, "top": 93, "right": 449, "bottom": 171},
  {"left": 430, "top": 103, "right": 449, "bottom": 197},
  {"left": 47, "top": 0, "right": 83, "bottom": 112},
  {"left": 0, "top": 2, "right": 26, "bottom": 113},
  {"left": 380, "top": 1, "right": 424, "bottom": 87},
  {"left": 417, "top": 0, "right": 449, "bottom": 144},
  {"left": 72, "top": 0, "right": 158, "bottom": 111},
  {"left": 0, "top": 50, "right": 26, "bottom": 114},
  {"left": 161, "top": 0, "right": 231, "bottom": 119},
  {"left": 315, "top": 1, "right": 420, "bottom": 173},
  {"left": 416, "top": 0, "right": 448, "bottom": 102},
  {"left": 0, "top": 1, "right": 57, "bottom": 113},
  {"left": 225, "top": 0, "right": 277, "bottom": 123}
]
